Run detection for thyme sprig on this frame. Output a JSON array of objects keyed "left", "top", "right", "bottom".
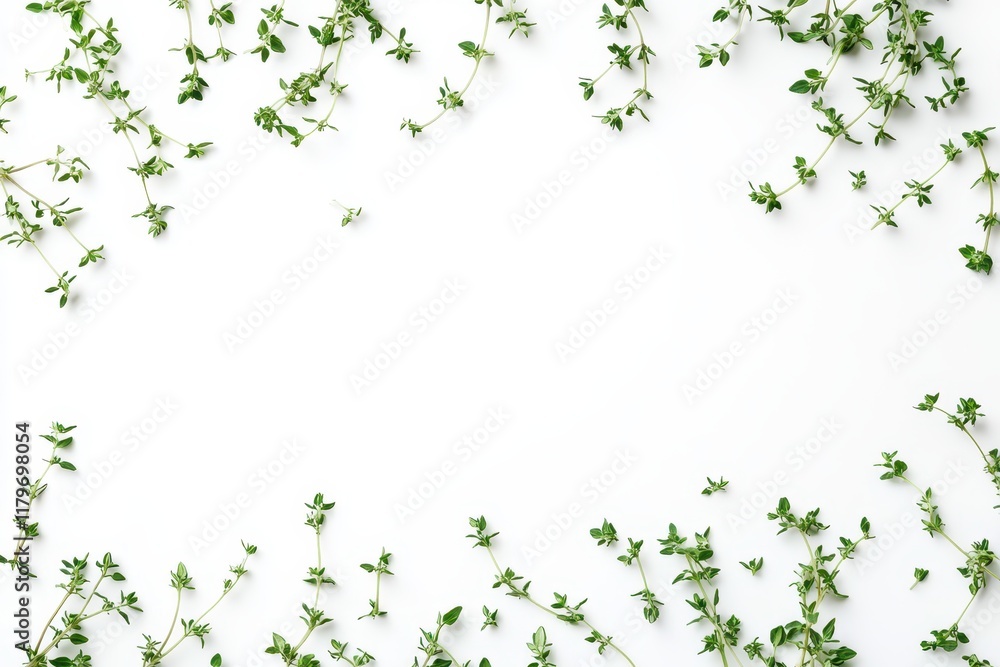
[
  {"left": 255, "top": 0, "right": 416, "bottom": 146},
  {"left": 26, "top": 1, "right": 212, "bottom": 237},
  {"left": 467, "top": 516, "right": 637, "bottom": 667},
  {"left": 138, "top": 544, "right": 256, "bottom": 667},
  {"left": 590, "top": 519, "right": 662, "bottom": 623},
  {"left": 915, "top": 393, "right": 1000, "bottom": 506},
  {"left": 167, "top": 0, "right": 237, "bottom": 104},
  {"left": 878, "top": 449, "right": 1000, "bottom": 658},
  {"left": 722, "top": 1, "right": 967, "bottom": 220},
  {"left": 25, "top": 553, "right": 143, "bottom": 667},
  {"left": 870, "top": 130, "right": 998, "bottom": 274},
  {"left": 402, "top": 0, "right": 530, "bottom": 137},
  {"left": 413, "top": 606, "right": 489, "bottom": 667},
  {"left": 265, "top": 494, "right": 337, "bottom": 666},
  {"left": 579, "top": 0, "right": 654, "bottom": 131},
  {"left": 661, "top": 498, "right": 871, "bottom": 667},
  {"left": 359, "top": 548, "right": 392, "bottom": 619},
  {"left": 1, "top": 139, "right": 97, "bottom": 307},
  {"left": 4, "top": 422, "right": 77, "bottom": 568}
]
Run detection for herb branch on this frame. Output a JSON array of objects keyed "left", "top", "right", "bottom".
[
  {"left": 255, "top": 0, "right": 416, "bottom": 146},
  {"left": 359, "top": 548, "right": 393, "bottom": 619},
  {"left": 590, "top": 519, "right": 662, "bottom": 623},
  {"left": 914, "top": 393, "right": 1000, "bottom": 505},
  {"left": 579, "top": 0, "right": 654, "bottom": 131},
  {"left": 661, "top": 497, "right": 871, "bottom": 667},
  {"left": 870, "top": 130, "right": 998, "bottom": 274},
  {"left": 402, "top": 0, "right": 531, "bottom": 136},
  {"left": 265, "top": 494, "right": 337, "bottom": 666},
  {"left": 878, "top": 444, "right": 1000, "bottom": 658},
  {"left": 167, "top": 0, "right": 237, "bottom": 104},
  {"left": 27, "top": 1, "right": 212, "bottom": 237},
  {"left": 1, "top": 89, "right": 98, "bottom": 307},
  {"left": 467, "top": 516, "right": 637, "bottom": 667}
]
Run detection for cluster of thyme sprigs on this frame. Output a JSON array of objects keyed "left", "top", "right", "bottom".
[
  {"left": 254, "top": 1, "right": 416, "bottom": 146},
  {"left": 137, "top": 545, "right": 256, "bottom": 667},
  {"left": 661, "top": 499, "right": 871, "bottom": 667},
  {"left": 878, "top": 395, "right": 1000, "bottom": 661},
  {"left": 266, "top": 494, "right": 377, "bottom": 667},
  {"left": 701, "top": 1, "right": 992, "bottom": 272},
  {"left": 167, "top": 0, "right": 237, "bottom": 104},
  {"left": 466, "top": 516, "right": 637, "bottom": 667},
  {"left": 579, "top": 0, "right": 654, "bottom": 131},
  {"left": 1, "top": 106, "right": 98, "bottom": 308},
  {"left": 870, "top": 129, "right": 999, "bottom": 274},
  {"left": 402, "top": 0, "right": 532, "bottom": 137},
  {"left": 23, "top": 551, "right": 143, "bottom": 667},
  {"left": 6, "top": 424, "right": 254, "bottom": 667},
  {"left": 26, "top": 1, "right": 212, "bottom": 237},
  {"left": 744, "top": 1, "right": 963, "bottom": 211},
  {"left": 3, "top": 422, "right": 77, "bottom": 569},
  {"left": 590, "top": 519, "right": 663, "bottom": 623}
]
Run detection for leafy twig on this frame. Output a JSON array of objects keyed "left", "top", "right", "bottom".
[
  {"left": 468, "top": 516, "right": 637, "bottom": 666},
  {"left": 402, "top": 0, "right": 529, "bottom": 136},
  {"left": 579, "top": 0, "right": 654, "bottom": 131}
]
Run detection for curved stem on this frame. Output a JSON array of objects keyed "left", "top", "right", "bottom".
[
  {"left": 0, "top": 180, "right": 63, "bottom": 283},
  {"left": 716, "top": 6, "right": 748, "bottom": 54},
  {"left": 158, "top": 589, "right": 183, "bottom": 657},
  {"left": 870, "top": 159, "right": 950, "bottom": 229},
  {"left": 483, "top": 546, "right": 637, "bottom": 667},
  {"left": 81, "top": 53, "right": 154, "bottom": 205},
  {"left": 626, "top": 8, "right": 648, "bottom": 91},
  {"left": 209, "top": 0, "right": 228, "bottom": 55},
  {"left": 30, "top": 572, "right": 107, "bottom": 663},
  {"left": 778, "top": 65, "right": 906, "bottom": 199},
  {"left": 5, "top": 176, "right": 90, "bottom": 252},
  {"left": 32, "top": 588, "right": 72, "bottom": 656},
  {"left": 300, "top": 16, "right": 349, "bottom": 140},
  {"left": 414, "top": 2, "right": 492, "bottom": 130},
  {"left": 153, "top": 555, "right": 251, "bottom": 665}
]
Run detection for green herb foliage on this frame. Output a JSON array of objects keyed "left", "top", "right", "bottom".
[
  {"left": 467, "top": 516, "right": 637, "bottom": 666},
  {"left": 579, "top": 0, "right": 654, "bottom": 131},
  {"left": 590, "top": 519, "right": 662, "bottom": 622},
  {"left": 661, "top": 499, "right": 871, "bottom": 667},
  {"left": 255, "top": 0, "right": 416, "bottom": 146},
  {"left": 167, "top": 0, "right": 237, "bottom": 104},
  {"left": 26, "top": 1, "right": 211, "bottom": 237},
  {"left": 359, "top": 548, "right": 393, "bottom": 619},
  {"left": 402, "top": 0, "right": 531, "bottom": 136},
  {"left": 6, "top": 424, "right": 254, "bottom": 667},
  {"left": 914, "top": 393, "right": 1000, "bottom": 502},
  {"left": 704, "top": 0, "right": 985, "bottom": 272},
  {"left": 878, "top": 443, "right": 1000, "bottom": 659},
  {"left": 1, "top": 135, "right": 98, "bottom": 308},
  {"left": 413, "top": 606, "right": 490, "bottom": 667},
  {"left": 266, "top": 494, "right": 337, "bottom": 666},
  {"left": 870, "top": 131, "right": 998, "bottom": 274}
]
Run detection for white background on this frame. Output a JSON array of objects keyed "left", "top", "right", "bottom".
[{"left": 2, "top": 1, "right": 999, "bottom": 666}]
